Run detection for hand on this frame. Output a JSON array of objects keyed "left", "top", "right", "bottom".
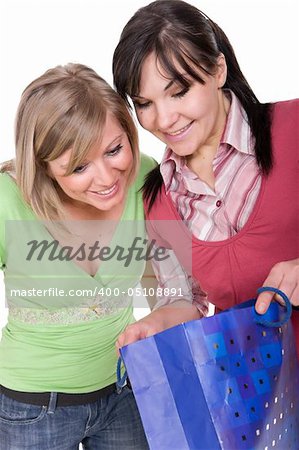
[
  {"left": 116, "top": 316, "right": 163, "bottom": 353},
  {"left": 116, "top": 300, "right": 201, "bottom": 352},
  {"left": 255, "top": 259, "right": 299, "bottom": 314}
]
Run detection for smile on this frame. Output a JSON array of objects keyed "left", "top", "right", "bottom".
[
  {"left": 164, "top": 121, "right": 194, "bottom": 141},
  {"left": 91, "top": 182, "right": 119, "bottom": 197}
]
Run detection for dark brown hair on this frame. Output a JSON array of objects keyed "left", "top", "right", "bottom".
[{"left": 113, "top": 0, "right": 272, "bottom": 210}]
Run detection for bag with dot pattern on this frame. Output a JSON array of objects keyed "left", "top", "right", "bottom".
[{"left": 118, "top": 288, "right": 299, "bottom": 450}]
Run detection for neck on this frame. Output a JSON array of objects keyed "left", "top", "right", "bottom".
[{"left": 186, "top": 90, "right": 230, "bottom": 188}]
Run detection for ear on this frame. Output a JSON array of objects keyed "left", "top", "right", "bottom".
[{"left": 216, "top": 53, "right": 227, "bottom": 88}]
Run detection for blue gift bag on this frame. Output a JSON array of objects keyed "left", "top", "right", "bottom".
[{"left": 118, "top": 288, "right": 299, "bottom": 450}]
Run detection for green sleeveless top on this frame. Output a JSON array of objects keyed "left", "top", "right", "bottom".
[{"left": 0, "top": 153, "right": 156, "bottom": 393}]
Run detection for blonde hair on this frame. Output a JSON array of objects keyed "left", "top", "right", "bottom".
[{"left": 8, "top": 63, "right": 139, "bottom": 220}]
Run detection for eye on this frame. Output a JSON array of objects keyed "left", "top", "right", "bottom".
[
  {"left": 172, "top": 86, "right": 189, "bottom": 99},
  {"left": 106, "top": 143, "right": 123, "bottom": 157},
  {"left": 73, "top": 163, "right": 88, "bottom": 174},
  {"left": 133, "top": 100, "right": 151, "bottom": 110}
]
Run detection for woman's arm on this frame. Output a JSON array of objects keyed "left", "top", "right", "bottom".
[
  {"left": 140, "top": 260, "right": 158, "bottom": 311},
  {"left": 117, "top": 247, "right": 209, "bottom": 349}
]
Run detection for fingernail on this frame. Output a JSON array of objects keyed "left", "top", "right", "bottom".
[{"left": 257, "top": 303, "right": 267, "bottom": 314}]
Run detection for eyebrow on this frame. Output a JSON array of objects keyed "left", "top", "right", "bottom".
[
  {"left": 133, "top": 79, "right": 176, "bottom": 100},
  {"left": 59, "top": 133, "right": 124, "bottom": 169},
  {"left": 59, "top": 162, "right": 69, "bottom": 170},
  {"left": 59, "top": 157, "right": 75, "bottom": 170},
  {"left": 106, "top": 133, "right": 123, "bottom": 148}
]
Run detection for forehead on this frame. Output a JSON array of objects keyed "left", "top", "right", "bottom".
[
  {"left": 138, "top": 50, "right": 211, "bottom": 98},
  {"left": 98, "top": 113, "right": 124, "bottom": 147},
  {"left": 49, "top": 113, "right": 126, "bottom": 171},
  {"left": 138, "top": 53, "right": 173, "bottom": 94},
  {"left": 138, "top": 51, "right": 199, "bottom": 93}
]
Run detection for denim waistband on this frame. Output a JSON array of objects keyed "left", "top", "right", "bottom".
[{"left": 0, "top": 383, "right": 116, "bottom": 407}]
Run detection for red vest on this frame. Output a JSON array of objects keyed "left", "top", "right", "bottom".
[{"left": 146, "top": 100, "right": 299, "bottom": 353}]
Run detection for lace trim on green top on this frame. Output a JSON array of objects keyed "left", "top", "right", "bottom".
[{"left": 9, "top": 293, "right": 132, "bottom": 325}]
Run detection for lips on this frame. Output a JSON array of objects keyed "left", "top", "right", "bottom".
[
  {"left": 90, "top": 181, "right": 119, "bottom": 197},
  {"left": 167, "top": 122, "right": 192, "bottom": 135},
  {"left": 163, "top": 121, "right": 194, "bottom": 142}
]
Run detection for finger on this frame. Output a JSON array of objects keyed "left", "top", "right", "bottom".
[
  {"left": 256, "top": 281, "right": 295, "bottom": 313},
  {"left": 116, "top": 324, "right": 144, "bottom": 348},
  {"left": 255, "top": 291, "right": 274, "bottom": 314},
  {"left": 267, "top": 274, "right": 296, "bottom": 306},
  {"left": 279, "top": 283, "right": 298, "bottom": 307},
  {"left": 273, "top": 289, "right": 293, "bottom": 306},
  {"left": 290, "top": 286, "right": 299, "bottom": 306},
  {"left": 144, "top": 326, "right": 159, "bottom": 339},
  {"left": 116, "top": 329, "right": 133, "bottom": 349},
  {"left": 255, "top": 268, "right": 284, "bottom": 314},
  {"left": 256, "top": 287, "right": 290, "bottom": 312}
]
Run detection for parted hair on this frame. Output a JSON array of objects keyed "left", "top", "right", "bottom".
[
  {"left": 113, "top": 0, "right": 272, "bottom": 210},
  {"left": 1, "top": 63, "right": 139, "bottom": 220}
]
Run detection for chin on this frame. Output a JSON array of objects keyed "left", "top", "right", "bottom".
[
  {"left": 101, "top": 194, "right": 124, "bottom": 212},
  {"left": 172, "top": 148, "right": 195, "bottom": 158}
]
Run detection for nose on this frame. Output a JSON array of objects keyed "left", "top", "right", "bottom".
[
  {"left": 92, "top": 161, "right": 115, "bottom": 188},
  {"left": 154, "top": 102, "right": 179, "bottom": 132}
]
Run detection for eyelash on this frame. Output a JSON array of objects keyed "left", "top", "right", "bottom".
[
  {"left": 173, "top": 87, "right": 189, "bottom": 98},
  {"left": 73, "top": 164, "right": 88, "bottom": 174},
  {"left": 134, "top": 101, "right": 151, "bottom": 110},
  {"left": 134, "top": 86, "right": 190, "bottom": 110},
  {"left": 106, "top": 143, "right": 123, "bottom": 157},
  {"left": 72, "top": 144, "right": 123, "bottom": 174}
]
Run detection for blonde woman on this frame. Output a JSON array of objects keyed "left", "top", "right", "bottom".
[{"left": 0, "top": 63, "right": 155, "bottom": 449}]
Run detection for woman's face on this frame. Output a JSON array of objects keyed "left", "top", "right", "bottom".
[
  {"left": 48, "top": 113, "right": 133, "bottom": 215},
  {"left": 132, "top": 52, "right": 228, "bottom": 161}
]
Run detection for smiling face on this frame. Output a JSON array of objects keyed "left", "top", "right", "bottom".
[
  {"left": 132, "top": 52, "right": 229, "bottom": 162},
  {"left": 48, "top": 113, "right": 133, "bottom": 218}
]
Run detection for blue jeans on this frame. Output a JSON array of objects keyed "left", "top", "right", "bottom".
[{"left": 0, "top": 386, "right": 149, "bottom": 450}]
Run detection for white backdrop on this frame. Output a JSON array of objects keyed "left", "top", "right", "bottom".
[{"left": 0, "top": 0, "right": 299, "bottom": 329}]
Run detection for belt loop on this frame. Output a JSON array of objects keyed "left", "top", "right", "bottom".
[{"left": 47, "top": 392, "right": 58, "bottom": 414}]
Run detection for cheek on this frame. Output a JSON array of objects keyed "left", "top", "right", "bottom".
[
  {"left": 186, "top": 97, "right": 208, "bottom": 119},
  {"left": 124, "top": 150, "right": 134, "bottom": 172},
  {"left": 119, "top": 146, "right": 134, "bottom": 171},
  {"left": 56, "top": 178, "right": 75, "bottom": 193},
  {"left": 188, "top": 86, "right": 218, "bottom": 117},
  {"left": 136, "top": 110, "right": 152, "bottom": 131},
  {"left": 56, "top": 177, "right": 86, "bottom": 195}
]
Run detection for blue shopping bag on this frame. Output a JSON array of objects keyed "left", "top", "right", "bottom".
[{"left": 118, "top": 288, "right": 299, "bottom": 450}]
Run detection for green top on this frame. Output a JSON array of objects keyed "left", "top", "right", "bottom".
[{"left": 0, "top": 153, "right": 156, "bottom": 393}]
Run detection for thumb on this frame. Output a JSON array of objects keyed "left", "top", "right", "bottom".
[{"left": 255, "top": 290, "right": 274, "bottom": 314}]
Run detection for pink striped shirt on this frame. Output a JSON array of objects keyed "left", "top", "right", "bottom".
[
  {"left": 160, "top": 90, "right": 261, "bottom": 240},
  {"left": 151, "top": 91, "right": 262, "bottom": 314}
]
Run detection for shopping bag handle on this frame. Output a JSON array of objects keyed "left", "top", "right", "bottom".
[
  {"left": 253, "top": 286, "right": 292, "bottom": 327},
  {"left": 116, "top": 356, "right": 127, "bottom": 390}
]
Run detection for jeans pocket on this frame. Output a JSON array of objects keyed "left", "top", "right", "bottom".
[{"left": 0, "top": 393, "right": 47, "bottom": 425}]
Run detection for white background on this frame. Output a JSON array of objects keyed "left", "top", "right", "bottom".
[{"left": 0, "top": 0, "right": 298, "bottom": 331}]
